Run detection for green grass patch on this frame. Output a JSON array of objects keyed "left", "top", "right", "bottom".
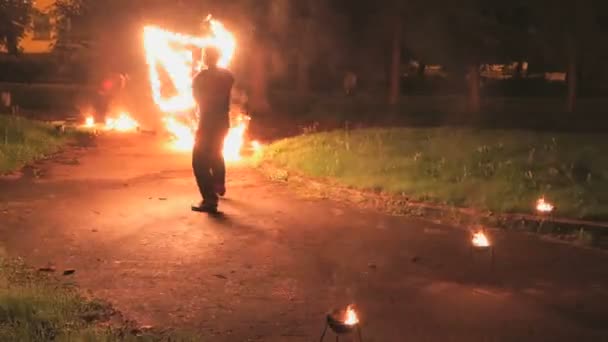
[
  {"left": 0, "top": 115, "right": 80, "bottom": 174},
  {"left": 0, "top": 257, "right": 198, "bottom": 341},
  {"left": 261, "top": 127, "right": 608, "bottom": 220}
]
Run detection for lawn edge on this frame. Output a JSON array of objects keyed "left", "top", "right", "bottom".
[
  {"left": 0, "top": 257, "right": 199, "bottom": 340},
  {"left": 258, "top": 162, "right": 608, "bottom": 249}
]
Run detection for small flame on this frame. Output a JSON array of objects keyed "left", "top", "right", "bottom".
[
  {"left": 105, "top": 112, "right": 139, "bottom": 132},
  {"left": 251, "top": 140, "right": 262, "bottom": 152},
  {"left": 84, "top": 116, "right": 95, "bottom": 128},
  {"left": 164, "top": 116, "right": 195, "bottom": 151},
  {"left": 223, "top": 119, "right": 247, "bottom": 162},
  {"left": 472, "top": 231, "right": 490, "bottom": 248},
  {"left": 536, "top": 197, "right": 554, "bottom": 213},
  {"left": 344, "top": 305, "right": 359, "bottom": 326}
]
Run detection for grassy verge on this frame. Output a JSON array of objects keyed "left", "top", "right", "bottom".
[
  {"left": 0, "top": 257, "right": 198, "bottom": 341},
  {"left": 261, "top": 127, "right": 608, "bottom": 221},
  {"left": 0, "top": 115, "right": 81, "bottom": 174}
]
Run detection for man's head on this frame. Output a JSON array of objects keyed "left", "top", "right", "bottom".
[{"left": 204, "top": 47, "right": 221, "bottom": 68}]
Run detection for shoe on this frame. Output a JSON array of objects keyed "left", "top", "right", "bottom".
[
  {"left": 191, "top": 201, "right": 218, "bottom": 213},
  {"left": 215, "top": 184, "right": 226, "bottom": 197}
]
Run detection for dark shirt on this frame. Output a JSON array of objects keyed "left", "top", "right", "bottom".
[{"left": 192, "top": 67, "right": 234, "bottom": 133}]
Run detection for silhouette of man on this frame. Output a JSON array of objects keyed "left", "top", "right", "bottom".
[{"left": 191, "top": 47, "right": 234, "bottom": 213}]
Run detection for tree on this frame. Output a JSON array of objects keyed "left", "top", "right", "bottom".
[
  {"left": 386, "top": 1, "right": 405, "bottom": 106},
  {"left": 252, "top": 0, "right": 346, "bottom": 96},
  {"left": 342, "top": 0, "right": 405, "bottom": 105},
  {"left": 527, "top": 0, "right": 608, "bottom": 112},
  {"left": 397, "top": 1, "right": 529, "bottom": 113},
  {"left": 0, "top": 0, "right": 34, "bottom": 55}
]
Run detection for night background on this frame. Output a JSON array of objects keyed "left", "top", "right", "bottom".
[{"left": 0, "top": 0, "right": 607, "bottom": 341}]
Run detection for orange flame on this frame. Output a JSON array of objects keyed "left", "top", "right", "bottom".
[
  {"left": 536, "top": 197, "right": 554, "bottom": 213},
  {"left": 105, "top": 112, "right": 139, "bottom": 132},
  {"left": 251, "top": 140, "right": 262, "bottom": 153},
  {"left": 344, "top": 305, "right": 359, "bottom": 326},
  {"left": 82, "top": 112, "right": 139, "bottom": 132},
  {"left": 472, "top": 231, "right": 490, "bottom": 248},
  {"left": 84, "top": 116, "right": 95, "bottom": 128},
  {"left": 143, "top": 16, "right": 250, "bottom": 160}
]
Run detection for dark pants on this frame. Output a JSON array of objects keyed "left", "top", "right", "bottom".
[{"left": 192, "top": 128, "right": 227, "bottom": 206}]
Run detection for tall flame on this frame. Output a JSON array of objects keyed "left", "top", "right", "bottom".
[{"left": 143, "top": 16, "right": 247, "bottom": 160}]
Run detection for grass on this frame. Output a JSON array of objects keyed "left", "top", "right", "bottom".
[
  {"left": 261, "top": 127, "right": 608, "bottom": 220},
  {"left": 0, "top": 256, "right": 198, "bottom": 341},
  {"left": 0, "top": 115, "right": 79, "bottom": 174}
]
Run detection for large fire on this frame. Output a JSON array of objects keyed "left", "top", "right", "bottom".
[
  {"left": 105, "top": 112, "right": 139, "bottom": 132},
  {"left": 82, "top": 111, "right": 140, "bottom": 132},
  {"left": 143, "top": 16, "right": 250, "bottom": 161}
]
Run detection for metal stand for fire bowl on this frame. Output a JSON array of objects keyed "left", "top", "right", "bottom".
[
  {"left": 319, "top": 309, "right": 364, "bottom": 342},
  {"left": 470, "top": 244, "right": 495, "bottom": 269}
]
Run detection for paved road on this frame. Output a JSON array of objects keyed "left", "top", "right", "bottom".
[{"left": 1, "top": 133, "right": 608, "bottom": 341}]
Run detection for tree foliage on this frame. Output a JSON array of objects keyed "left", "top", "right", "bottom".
[
  {"left": 0, "top": 0, "right": 34, "bottom": 55},
  {"left": 49, "top": 0, "right": 608, "bottom": 110}
]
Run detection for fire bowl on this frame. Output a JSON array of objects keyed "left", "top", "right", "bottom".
[{"left": 326, "top": 309, "right": 357, "bottom": 334}]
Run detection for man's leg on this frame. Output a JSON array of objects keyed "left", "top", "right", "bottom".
[
  {"left": 192, "top": 144, "right": 207, "bottom": 200},
  {"left": 210, "top": 129, "right": 227, "bottom": 196},
  {"left": 192, "top": 141, "right": 219, "bottom": 212}
]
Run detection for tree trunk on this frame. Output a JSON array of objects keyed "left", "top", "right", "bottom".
[
  {"left": 566, "top": 34, "right": 577, "bottom": 113},
  {"left": 250, "top": 43, "right": 270, "bottom": 113},
  {"left": 388, "top": 16, "right": 401, "bottom": 106},
  {"left": 6, "top": 34, "right": 19, "bottom": 55},
  {"left": 417, "top": 62, "right": 426, "bottom": 80},
  {"left": 296, "top": 52, "right": 310, "bottom": 95},
  {"left": 468, "top": 64, "right": 481, "bottom": 113}
]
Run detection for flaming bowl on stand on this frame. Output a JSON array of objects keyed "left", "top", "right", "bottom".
[
  {"left": 320, "top": 305, "right": 364, "bottom": 341},
  {"left": 536, "top": 197, "right": 555, "bottom": 215},
  {"left": 472, "top": 230, "right": 491, "bottom": 249},
  {"left": 469, "top": 228, "right": 495, "bottom": 267}
]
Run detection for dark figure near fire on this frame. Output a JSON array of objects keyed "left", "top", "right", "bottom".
[{"left": 191, "top": 47, "right": 234, "bottom": 213}]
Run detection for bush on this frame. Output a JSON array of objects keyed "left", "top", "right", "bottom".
[
  {"left": 0, "top": 115, "right": 75, "bottom": 173},
  {"left": 0, "top": 83, "right": 93, "bottom": 113}
]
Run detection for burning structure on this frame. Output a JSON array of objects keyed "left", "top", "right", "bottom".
[
  {"left": 142, "top": 16, "right": 254, "bottom": 161},
  {"left": 84, "top": 16, "right": 258, "bottom": 162}
]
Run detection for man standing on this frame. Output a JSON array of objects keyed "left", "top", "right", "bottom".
[{"left": 191, "top": 47, "right": 234, "bottom": 213}]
